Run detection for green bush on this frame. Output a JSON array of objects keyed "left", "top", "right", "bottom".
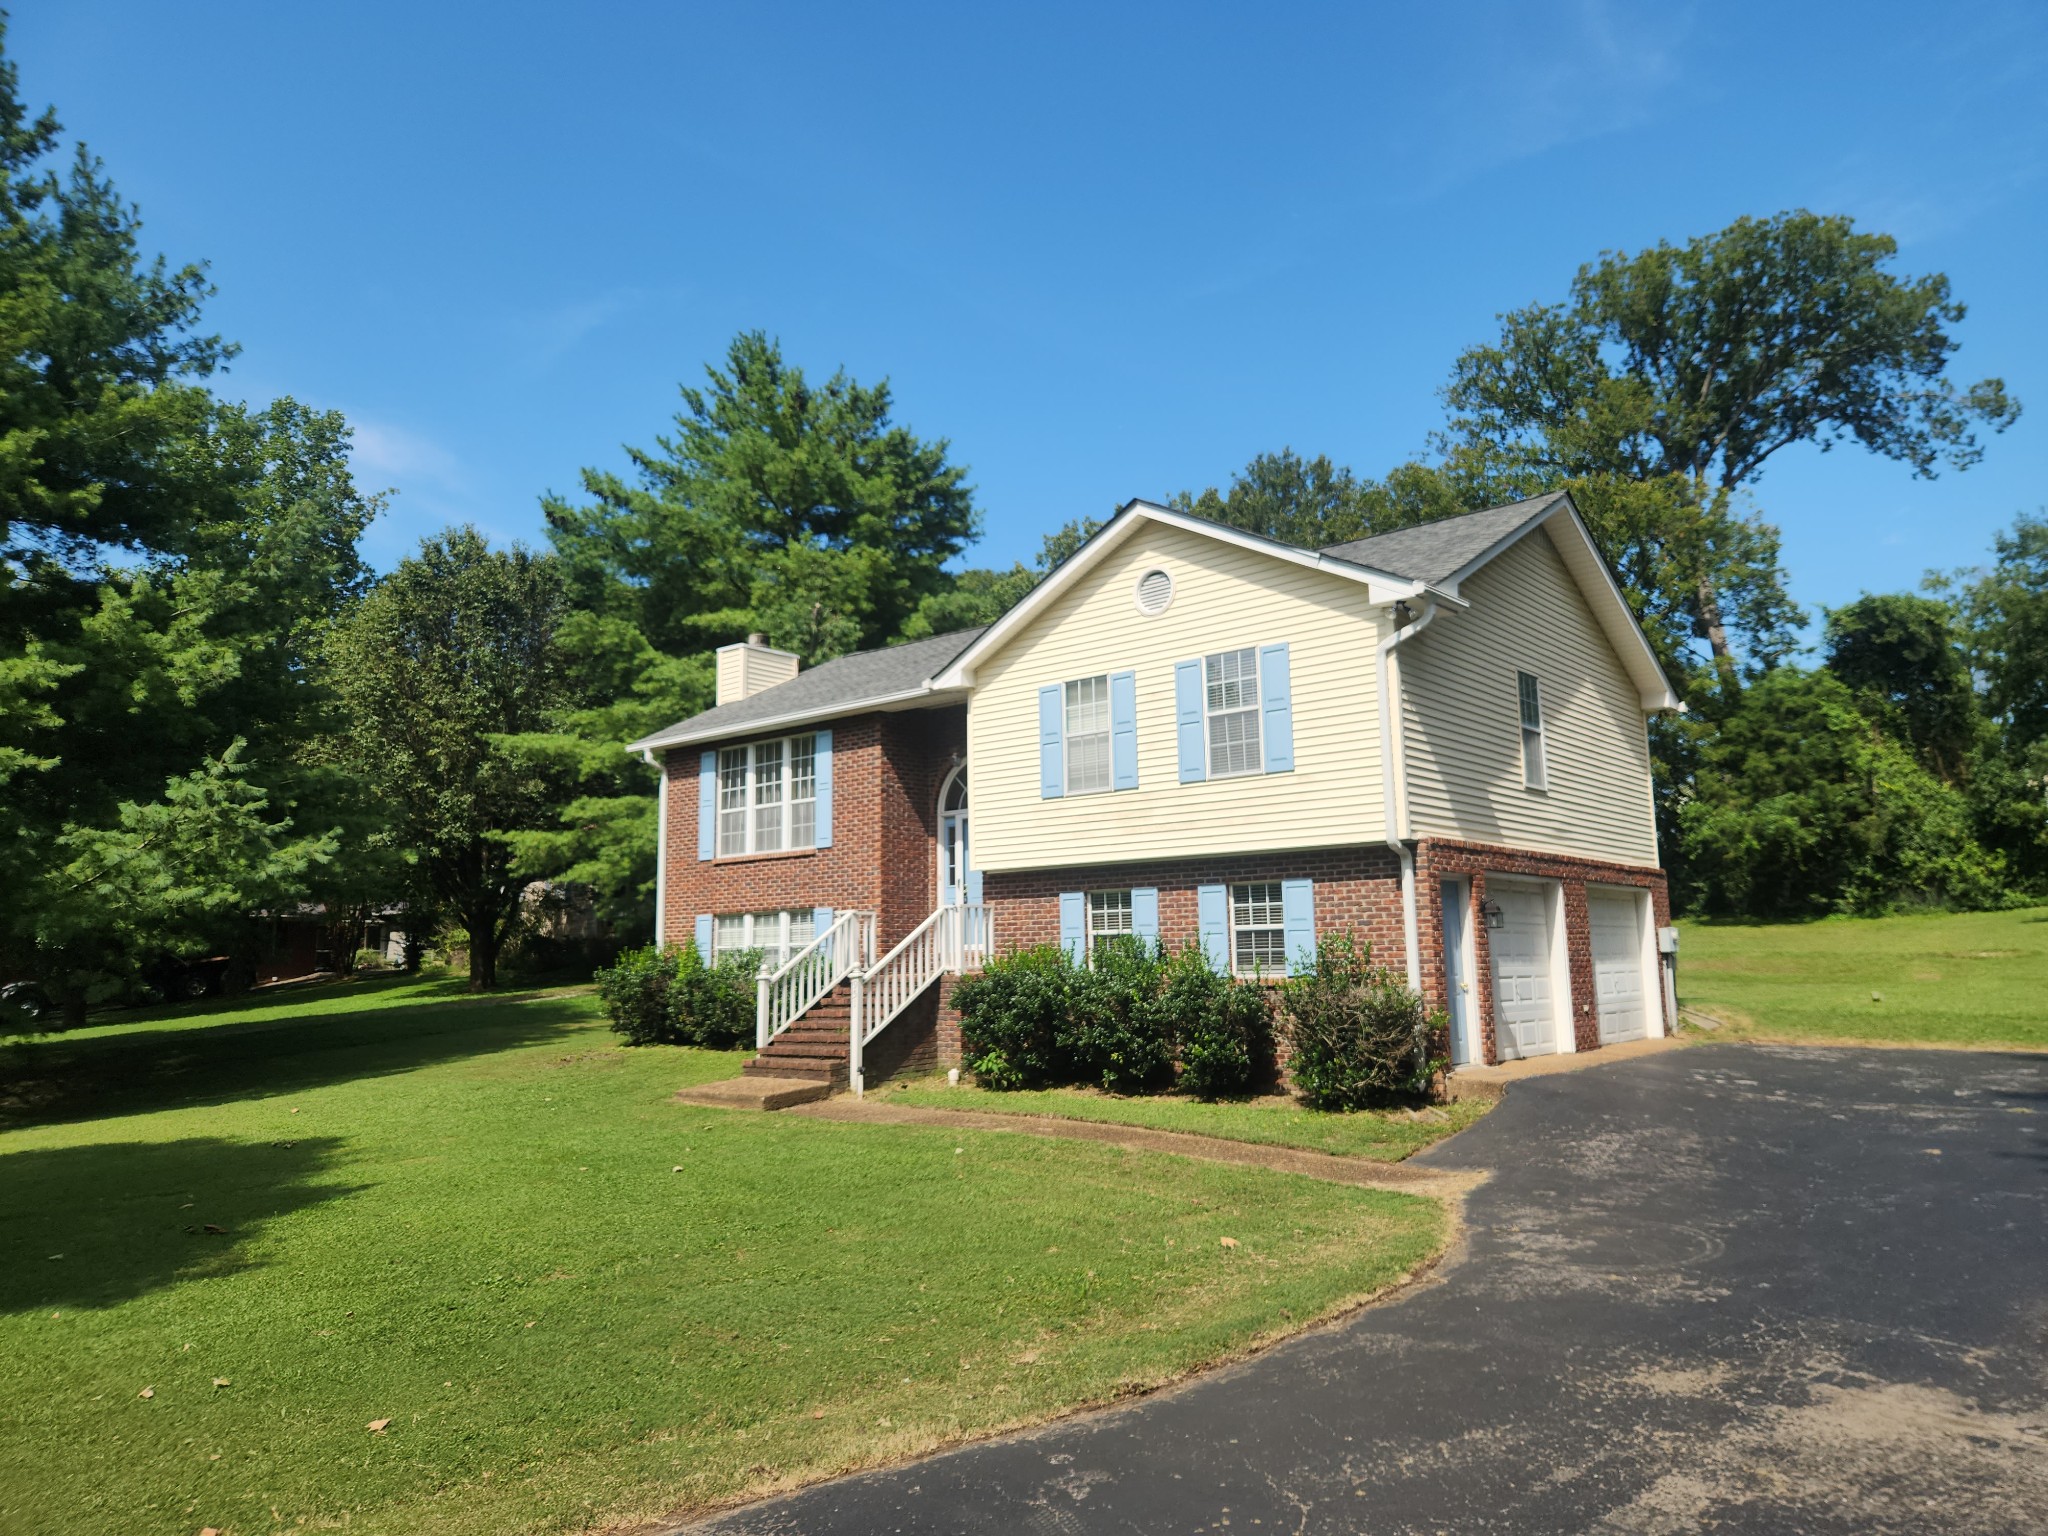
[
  {"left": 595, "top": 942, "right": 759, "bottom": 1048},
  {"left": 1066, "top": 937, "right": 1175, "bottom": 1093},
  {"left": 1280, "top": 934, "right": 1442, "bottom": 1110},
  {"left": 954, "top": 944, "right": 1072, "bottom": 1090},
  {"left": 352, "top": 947, "right": 390, "bottom": 973},
  {"left": 669, "top": 940, "right": 758, "bottom": 1048},
  {"left": 595, "top": 944, "right": 673, "bottom": 1045},
  {"left": 957, "top": 938, "right": 1276, "bottom": 1098},
  {"left": 1163, "top": 943, "right": 1276, "bottom": 1099}
]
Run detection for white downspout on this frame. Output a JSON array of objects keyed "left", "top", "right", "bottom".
[
  {"left": 1375, "top": 598, "right": 1440, "bottom": 990},
  {"left": 643, "top": 749, "right": 668, "bottom": 948}
]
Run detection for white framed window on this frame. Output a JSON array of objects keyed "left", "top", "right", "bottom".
[
  {"left": 1205, "top": 648, "right": 1262, "bottom": 778},
  {"left": 1064, "top": 675, "right": 1112, "bottom": 796},
  {"left": 1086, "top": 889, "right": 1133, "bottom": 959},
  {"left": 715, "top": 734, "right": 819, "bottom": 856},
  {"left": 1517, "top": 671, "right": 1548, "bottom": 791},
  {"left": 711, "top": 909, "right": 816, "bottom": 971},
  {"left": 1230, "top": 881, "right": 1286, "bottom": 977}
]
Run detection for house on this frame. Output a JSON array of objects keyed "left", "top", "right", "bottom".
[{"left": 626, "top": 492, "right": 1680, "bottom": 1091}]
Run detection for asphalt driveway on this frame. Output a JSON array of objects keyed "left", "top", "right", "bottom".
[{"left": 688, "top": 1044, "right": 2048, "bottom": 1535}]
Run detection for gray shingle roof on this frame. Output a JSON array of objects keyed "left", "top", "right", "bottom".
[
  {"left": 1319, "top": 492, "right": 1569, "bottom": 586},
  {"left": 627, "top": 626, "right": 987, "bottom": 751}
]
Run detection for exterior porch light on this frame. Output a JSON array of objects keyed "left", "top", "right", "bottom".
[{"left": 1480, "top": 897, "right": 1505, "bottom": 930}]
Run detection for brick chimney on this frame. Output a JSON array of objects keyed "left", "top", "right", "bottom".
[{"left": 714, "top": 633, "right": 800, "bottom": 706}]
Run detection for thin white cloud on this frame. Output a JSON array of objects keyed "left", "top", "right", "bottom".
[
  {"left": 349, "top": 417, "right": 468, "bottom": 497},
  {"left": 1392, "top": 1, "right": 1698, "bottom": 196},
  {"left": 506, "top": 289, "right": 643, "bottom": 374}
]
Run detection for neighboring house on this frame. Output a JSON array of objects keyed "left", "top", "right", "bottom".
[{"left": 627, "top": 492, "right": 1680, "bottom": 1090}]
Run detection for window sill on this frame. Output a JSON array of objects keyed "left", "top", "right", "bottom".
[{"left": 708, "top": 847, "right": 820, "bottom": 867}]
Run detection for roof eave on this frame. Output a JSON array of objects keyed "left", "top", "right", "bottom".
[
  {"left": 931, "top": 499, "right": 1415, "bottom": 688},
  {"left": 624, "top": 683, "right": 972, "bottom": 756}
]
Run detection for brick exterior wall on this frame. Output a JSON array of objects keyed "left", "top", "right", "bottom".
[
  {"left": 1414, "top": 839, "right": 1670, "bottom": 1064},
  {"left": 981, "top": 838, "right": 1667, "bottom": 1068},
  {"left": 982, "top": 846, "right": 1407, "bottom": 962},
  {"left": 656, "top": 706, "right": 1668, "bottom": 1074},
  {"left": 659, "top": 705, "right": 965, "bottom": 955}
]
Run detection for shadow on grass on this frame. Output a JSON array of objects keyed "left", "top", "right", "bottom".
[
  {"left": 0, "top": 991, "right": 595, "bottom": 1131},
  {"left": 0, "top": 1135, "right": 356, "bottom": 1313}
]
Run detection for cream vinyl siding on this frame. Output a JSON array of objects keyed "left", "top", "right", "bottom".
[
  {"left": 1398, "top": 526, "right": 1658, "bottom": 866},
  {"left": 970, "top": 524, "right": 1388, "bottom": 872}
]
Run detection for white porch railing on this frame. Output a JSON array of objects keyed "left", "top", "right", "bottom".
[
  {"left": 755, "top": 910, "right": 876, "bottom": 1050},
  {"left": 849, "top": 902, "right": 990, "bottom": 1097}
]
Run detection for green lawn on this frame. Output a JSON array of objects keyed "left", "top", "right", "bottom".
[
  {"left": 0, "top": 975, "right": 1444, "bottom": 1536},
  {"left": 1677, "top": 906, "right": 2048, "bottom": 1049},
  {"left": 876, "top": 1076, "right": 1489, "bottom": 1160}
]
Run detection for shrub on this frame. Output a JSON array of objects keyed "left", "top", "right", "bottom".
[
  {"left": 595, "top": 942, "right": 758, "bottom": 1047},
  {"left": 1281, "top": 933, "right": 1443, "bottom": 1109},
  {"left": 352, "top": 947, "right": 390, "bottom": 973},
  {"left": 1162, "top": 943, "right": 1276, "bottom": 1099},
  {"left": 595, "top": 944, "right": 673, "bottom": 1045},
  {"left": 1066, "top": 937, "right": 1174, "bottom": 1094},
  {"left": 954, "top": 945, "right": 1073, "bottom": 1090},
  {"left": 669, "top": 941, "right": 758, "bottom": 1048}
]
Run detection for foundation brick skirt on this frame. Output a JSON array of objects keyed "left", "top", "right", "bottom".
[{"left": 981, "top": 839, "right": 1670, "bottom": 1069}]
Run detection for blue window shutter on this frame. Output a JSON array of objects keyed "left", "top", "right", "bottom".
[
  {"left": 1281, "top": 879, "right": 1316, "bottom": 975},
  {"left": 965, "top": 868, "right": 983, "bottom": 903},
  {"left": 1260, "top": 643, "right": 1294, "bottom": 773},
  {"left": 693, "top": 913, "right": 713, "bottom": 955},
  {"left": 1039, "top": 685, "right": 1065, "bottom": 799},
  {"left": 1174, "top": 660, "right": 1206, "bottom": 783},
  {"left": 813, "top": 729, "right": 833, "bottom": 848},
  {"left": 1131, "top": 887, "right": 1159, "bottom": 945},
  {"left": 1058, "top": 891, "right": 1085, "bottom": 963},
  {"left": 812, "top": 907, "right": 833, "bottom": 966},
  {"left": 697, "top": 750, "right": 717, "bottom": 860},
  {"left": 1197, "top": 884, "right": 1228, "bottom": 971},
  {"left": 1109, "top": 670, "right": 1139, "bottom": 790}
]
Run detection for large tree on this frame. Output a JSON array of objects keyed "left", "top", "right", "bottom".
[
  {"left": 1679, "top": 667, "right": 2004, "bottom": 918},
  {"left": 521, "top": 332, "right": 981, "bottom": 939},
  {"left": 1823, "top": 593, "right": 1980, "bottom": 785},
  {"left": 327, "top": 529, "right": 570, "bottom": 990},
  {"left": 1440, "top": 211, "right": 2018, "bottom": 689},
  {"left": 545, "top": 330, "right": 978, "bottom": 663},
  {"left": 1172, "top": 449, "right": 1468, "bottom": 549}
]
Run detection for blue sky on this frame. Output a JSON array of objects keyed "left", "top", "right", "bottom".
[{"left": 18, "top": 2, "right": 2046, "bottom": 640}]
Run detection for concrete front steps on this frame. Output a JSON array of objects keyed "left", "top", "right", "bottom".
[
  {"left": 674, "top": 1075, "right": 833, "bottom": 1111},
  {"left": 740, "top": 981, "right": 854, "bottom": 1087}
]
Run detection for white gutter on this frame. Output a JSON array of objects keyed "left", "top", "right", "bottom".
[
  {"left": 643, "top": 748, "right": 667, "bottom": 947},
  {"left": 624, "top": 684, "right": 968, "bottom": 756},
  {"left": 1374, "top": 597, "right": 1441, "bottom": 991}
]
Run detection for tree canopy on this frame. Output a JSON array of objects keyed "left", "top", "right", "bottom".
[
  {"left": 326, "top": 529, "right": 570, "bottom": 990},
  {"left": 1437, "top": 211, "right": 2018, "bottom": 689}
]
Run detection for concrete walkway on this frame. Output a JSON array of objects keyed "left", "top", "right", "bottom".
[
  {"left": 789, "top": 1096, "right": 1479, "bottom": 1197},
  {"left": 1446, "top": 1029, "right": 1691, "bottom": 1097}
]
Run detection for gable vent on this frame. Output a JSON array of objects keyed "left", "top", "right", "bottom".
[{"left": 1134, "top": 567, "right": 1174, "bottom": 616}]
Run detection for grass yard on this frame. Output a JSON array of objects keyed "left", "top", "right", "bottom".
[
  {"left": 0, "top": 975, "right": 1446, "bottom": 1536},
  {"left": 1677, "top": 905, "right": 2048, "bottom": 1049},
  {"left": 877, "top": 1076, "right": 1489, "bottom": 1159}
]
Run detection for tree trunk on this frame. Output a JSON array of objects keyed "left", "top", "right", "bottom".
[
  {"left": 469, "top": 920, "right": 499, "bottom": 991},
  {"left": 1695, "top": 568, "right": 1740, "bottom": 694}
]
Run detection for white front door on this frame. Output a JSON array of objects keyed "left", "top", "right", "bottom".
[
  {"left": 1590, "top": 890, "right": 1649, "bottom": 1043},
  {"left": 938, "top": 763, "right": 970, "bottom": 907},
  {"left": 1489, "top": 885, "right": 1558, "bottom": 1060}
]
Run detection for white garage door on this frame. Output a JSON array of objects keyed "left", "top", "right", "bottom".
[
  {"left": 1589, "top": 891, "right": 1649, "bottom": 1043},
  {"left": 1489, "top": 885, "right": 1557, "bottom": 1059}
]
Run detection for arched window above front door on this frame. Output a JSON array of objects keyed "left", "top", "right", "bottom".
[{"left": 941, "top": 766, "right": 967, "bottom": 813}]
